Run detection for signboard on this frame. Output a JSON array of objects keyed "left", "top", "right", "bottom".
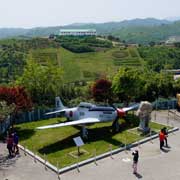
[{"left": 73, "top": 136, "right": 84, "bottom": 147}]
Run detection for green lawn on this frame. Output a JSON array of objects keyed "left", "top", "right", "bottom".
[{"left": 15, "top": 117, "right": 169, "bottom": 168}]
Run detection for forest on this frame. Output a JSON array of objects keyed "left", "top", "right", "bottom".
[{"left": 0, "top": 36, "right": 180, "bottom": 110}]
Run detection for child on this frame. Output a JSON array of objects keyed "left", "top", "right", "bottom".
[
  {"left": 162, "top": 127, "right": 168, "bottom": 147},
  {"left": 159, "top": 129, "right": 165, "bottom": 150},
  {"left": 132, "top": 150, "right": 139, "bottom": 174}
]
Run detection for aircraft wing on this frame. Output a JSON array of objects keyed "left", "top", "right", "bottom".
[
  {"left": 45, "top": 108, "right": 70, "bottom": 115},
  {"left": 122, "top": 103, "right": 139, "bottom": 112},
  {"left": 37, "top": 118, "right": 100, "bottom": 130}
]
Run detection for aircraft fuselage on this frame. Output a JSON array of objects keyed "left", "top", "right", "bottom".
[{"left": 65, "top": 105, "right": 118, "bottom": 122}]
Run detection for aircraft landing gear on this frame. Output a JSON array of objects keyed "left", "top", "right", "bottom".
[
  {"left": 81, "top": 126, "right": 88, "bottom": 140},
  {"left": 112, "top": 118, "right": 120, "bottom": 133}
]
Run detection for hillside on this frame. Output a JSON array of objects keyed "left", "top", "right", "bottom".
[
  {"left": 1, "top": 37, "right": 180, "bottom": 85},
  {"left": 29, "top": 46, "right": 144, "bottom": 83},
  {"left": 0, "top": 37, "right": 144, "bottom": 84},
  {"left": 112, "top": 21, "right": 180, "bottom": 44},
  {"left": 0, "top": 18, "right": 177, "bottom": 44}
]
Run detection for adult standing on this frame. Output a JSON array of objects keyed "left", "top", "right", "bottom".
[
  {"left": 7, "top": 134, "right": 13, "bottom": 157},
  {"left": 132, "top": 150, "right": 139, "bottom": 174}
]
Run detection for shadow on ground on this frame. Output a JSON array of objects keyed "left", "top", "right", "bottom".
[
  {"left": 135, "top": 172, "right": 143, "bottom": 179},
  {"left": 0, "top": 154, "right": 19, "bottom": 169},
  {"left": 39, "top": 126, "right": 125, "bottom": 154},
  {"left": 15, "top": 127, "right": 35, "bottom": 141}
]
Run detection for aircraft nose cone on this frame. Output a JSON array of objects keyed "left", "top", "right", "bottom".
[{"left": 117, "top": 108, "right": 125, "bottom": 118}]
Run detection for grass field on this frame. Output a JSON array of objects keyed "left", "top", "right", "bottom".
[
  {"left": 28, "top": 47, "right": 144, "bottom": 83},
  {"left": 15, "top": 117, "right": 169, "bottom": 168}
]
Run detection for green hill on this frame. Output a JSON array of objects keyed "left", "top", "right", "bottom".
[
  {"left": 1, "top": 37, "right": 180, "bottom": 85},
  {"left": 0, "top": 18, "right": 178, "bottom": 44},
  {"left": 112, "top": 21, "right": 180, "bottom": 44},
  {"left": 0, "top": 37, "right": 144, "bottom": 84},
  {"left": 29, "top": 46, "right": 144, "bottom": 83}
]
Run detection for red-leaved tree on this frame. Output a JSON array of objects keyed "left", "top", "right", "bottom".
[
  {"left": 91, "top": 79, "right": 112, "bottom": 102},
  {"left": 0, "top": 86, "right": 33, "bottom": 123}
]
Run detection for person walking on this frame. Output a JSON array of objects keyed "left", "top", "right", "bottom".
[
  {"left": 159, "top": 129, "right": 165, "bottom": 150},
  {"left": 132, "top": 150, "right": 139, "bottom": 174}
]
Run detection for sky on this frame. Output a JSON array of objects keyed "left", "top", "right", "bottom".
[{"left": 0, "top": 0, "right": 180, "bottom": 28}]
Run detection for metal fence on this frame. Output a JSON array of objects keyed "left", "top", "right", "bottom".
[
  {"left": 152, "top": 99, "right": 177, "bottom": 110},
  {"left": 0, "top": 108, "right": 54, "bottom": 135},
  {"left": 14, "top": 109, "right": 52, "bottom": 124}
]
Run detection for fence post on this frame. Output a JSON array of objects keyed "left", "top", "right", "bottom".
[
  {"left": 38, "top": 109, "right": 41, "bottom": 120},
  {"left": 109, "top": 144, "right": 113, "bottom": 159},
  {"left": 76, "top": 155, "right": 80, "bottom": 172},
  {"left": 33, "top": 147, "right": 37, "bottom": 163},
  {"left": 124, "top": 131, "right": 128, "bottom": 153},
  {"left": 57, "top": 162, "right": 60, "bottom": 180},
  {"left": 94, "top": 149, "right": 97, "bottom": 165},
  {"left": 24, "top": 146, "right": 27, "bottom": 156},
  {"left": 28, "top": 112, "right": 31, "bottom": 122},
  {"left": 44, "top": 154, "right": 47, "bottom": 170},
  {"left": 150, "top": 129, "right": 153, "bottom": 143},
  {"left": 167, "top": 107, "right": 170, "bottom": 125},
  {"left": 138, "top": 140, "right": 141, "bottom": 149}
]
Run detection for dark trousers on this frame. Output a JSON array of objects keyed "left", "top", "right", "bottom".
[
  {"left": 7, "top": 145, "right": 13, "bottom": 156},
  {"left": 13, "top": 144, "right": 19, "bottom": 154},
  {"left": 164, "top": 137, "right": 168, "bottom": 146},
  {"left": 160, "top": 140, "right": 164, "bottom": 149}
]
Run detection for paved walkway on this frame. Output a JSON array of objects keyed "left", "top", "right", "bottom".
[
  {"left": 0, "top": 143, "right": 58, "bottom": 180},
  {"left": 0, "top": 110, "right": 180, "bottom": 180}
]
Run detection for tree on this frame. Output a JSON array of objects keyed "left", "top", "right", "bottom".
[
  {"left": 0, "top": 86, "right": 32, "bottom": 112},
  {"left": 112, "top": 67, "right": 145, "bottom": 104},
  {"left": 91, "top": 78, "right": 112, "bottom": 103},
  {"left": 16, "top": 60, "right": 64, "bottom": 105},
  {"left": 0, "top": 86, "right": 32, "bottom": 124},
  {"left": 0, "top": 101, "right": 15, "bottom": 122},
  {"left": 157, "top": 72, "right": 174, "bottom": 98}
]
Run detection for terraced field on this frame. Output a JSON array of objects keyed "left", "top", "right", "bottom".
[
  {"left": 28, "top": 47, "right": 144, "bottom": 82},
  {"left": 112, "top": 48, "right": 143, "bottom": 67}
]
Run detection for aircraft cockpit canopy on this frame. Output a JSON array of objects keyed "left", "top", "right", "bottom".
[{"left": 78, "top": 102, "right": 95, "bottom": 109}]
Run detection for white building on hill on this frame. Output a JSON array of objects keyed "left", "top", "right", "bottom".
[{"left": 59, "top": 29, "right": 97, "bottom": 36}]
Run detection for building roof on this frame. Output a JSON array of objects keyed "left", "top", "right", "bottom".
[{"left": 60, "top": 29, "right": 96, "bottom": 32}]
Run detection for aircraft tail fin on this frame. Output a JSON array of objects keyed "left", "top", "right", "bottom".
[{"left": 55, "top": 97, "right": 65, "bottom": 110}]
